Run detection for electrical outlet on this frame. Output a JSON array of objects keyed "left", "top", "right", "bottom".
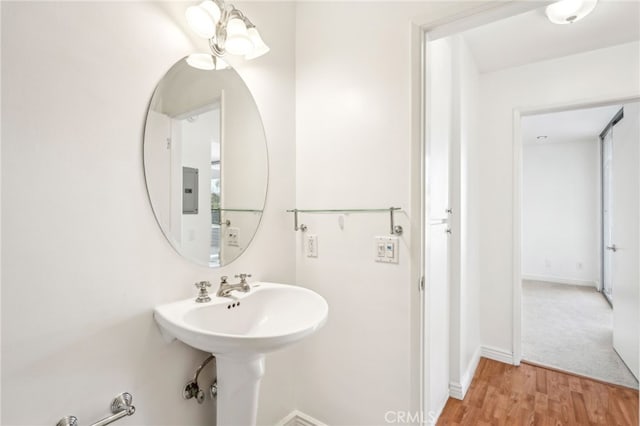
[
  {"left": 306, "top": 234, "right": 318, "bottom": 257},
  {"left": 227, "top": 227, "right": 239, "bottom": 247}
]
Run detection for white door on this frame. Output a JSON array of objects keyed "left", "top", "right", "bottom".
[
  {"left": 144, "top": 111, "right": 172, "bottom": 230},
  {"left": 424, "top": 37, "right": 451, "bottom": 420},
  {"left": 610, "top": 102, "right": 639, "bottom": 380}
]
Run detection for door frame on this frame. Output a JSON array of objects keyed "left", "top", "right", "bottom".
[
  {"left": 600, "top": 107, "right": 624, "bottom": 305},
  {"left": 512, "top": 95, "right": 640, "bottom": 365}
]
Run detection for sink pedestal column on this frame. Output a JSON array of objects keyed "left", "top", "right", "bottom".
[{"left": 215, "top": 353, "right": 265, "bottom": 426}]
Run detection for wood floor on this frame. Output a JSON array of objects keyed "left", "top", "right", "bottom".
[{"left": 438, "top": 358, "right": 639, "bottom": 426}]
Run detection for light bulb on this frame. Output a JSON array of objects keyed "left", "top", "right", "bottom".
[
  {"left": 545, "top": 0, "right": 598, "bottom": 24},
  {"left": 185, "top": 1, "right": 221, "bottom": 39},
  {"left": 224, "top": 17, "right": 252, "bottom": 56},
  {"left": 245, "top": 27, "right": 270, "bottom": 59}
]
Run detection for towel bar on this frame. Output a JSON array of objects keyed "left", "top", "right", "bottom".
[
  {"left": 56, "top": 392, "right": 135, "bottom": 426},
  {"left": 286, "top": 207, "right": 403, "bottom": 235}
]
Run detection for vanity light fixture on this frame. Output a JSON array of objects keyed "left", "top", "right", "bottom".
[
  {"left": 185, "top": 0, "right": 269, "bottom": 60},
  {"left": 545, "top": 0, "right": 598, "bottom": 24}
]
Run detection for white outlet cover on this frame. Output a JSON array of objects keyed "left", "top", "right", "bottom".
[
  {"left": 227, "top": 227, "right": 240, "bottom": 247},
  {"left": 306, "top": 234, "right": 318, "bottom": 257}
]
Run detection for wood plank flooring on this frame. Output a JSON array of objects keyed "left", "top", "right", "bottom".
[{"left": 438, "top": 358, "right": 639, "bottom": 425}]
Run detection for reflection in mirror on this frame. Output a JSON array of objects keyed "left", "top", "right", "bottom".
[{"left": 144, "top": 57, "right": 268, "bottom": 268}]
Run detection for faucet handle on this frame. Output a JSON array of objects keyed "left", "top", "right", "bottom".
[
  {"left": 234, "top": 273, "right": 252, "bottom": 283},
  {"left": 194, "top": 281, "right": 212, "bottom": 303},
  {"left": 195, "top": 281, "right": 211, "bottom": 290}
]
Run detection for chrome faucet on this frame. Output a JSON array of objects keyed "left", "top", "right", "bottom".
[
  {"left": 216, "top": 274, "right": 252, "bottom": 298},
  {"left": 194, "top": 281, "right": 212, "bottom": 303}
]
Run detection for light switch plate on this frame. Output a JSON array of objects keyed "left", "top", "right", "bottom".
[{"left": 374, "top": 236, "right": 399, "bottom": 263}]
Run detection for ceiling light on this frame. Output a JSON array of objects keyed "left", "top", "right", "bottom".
[
  {"left": 184, "top": 0, "right": 269, "bottom": 61},
  {"left": 545, "top": 0, "right": 598, "bottom": 24}
]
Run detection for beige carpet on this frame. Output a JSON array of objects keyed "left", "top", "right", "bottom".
[{"left": 522, "top": 280, "right": 638, "bottom": 389}]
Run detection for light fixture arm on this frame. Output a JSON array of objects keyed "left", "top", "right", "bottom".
[
  {"left": 211, "top": 3, "right": 232, "bottom": 56},
  {"left": 208, "top": 37, "right": 226, "bottom": 57},
  {"left": 186, "top": 0, "right": 268, "bottom": 60}
]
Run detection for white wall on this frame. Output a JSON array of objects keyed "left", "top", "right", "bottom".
[
  {"left": 294, "top": 5, "right": 415, "bottom": 423},
  {"left": 477, "top": 41, "right": 640, "bottom": 356},
  {"left": 293, "top": 2, "right": 493, "bottom": 424},
  {"left": 218, "top": 72, "right": 269, "bottom": 265},
  {"left": 1, "top": 2, "right": 296, "bottom": 425},
  {"left": 522, "top": 138, "right": 600, "bottom": 286}
]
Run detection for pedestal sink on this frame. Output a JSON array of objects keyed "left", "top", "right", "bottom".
[{"left": 153, "top": 282, "right": 328, "bottom": 426}]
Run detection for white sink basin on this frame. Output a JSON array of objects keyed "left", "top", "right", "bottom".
[
  {"left": 154, "top": 282, "right": 328, "bottom": 354},
  {"left": 153, "top": 282, "right": 328, "bottom": 426}
]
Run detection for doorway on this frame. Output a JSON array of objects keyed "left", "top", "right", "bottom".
[
  {"left": 419, "top": 0, "right": 640, "bottom": 421},
  {"left": 519, "top": 102, "right": 639, "bottom": 388}
]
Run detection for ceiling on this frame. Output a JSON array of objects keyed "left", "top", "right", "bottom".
[
  {"left": 463, "top": 1, "right": 638, "bottom": 147},
  {"left": 463, "top": 0, "right": 640, "bottom": 73},
  {"left": 521, "top": 104, "right": 622, "bottom": 145}
]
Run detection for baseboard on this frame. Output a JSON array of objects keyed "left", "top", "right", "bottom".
[
  {"left": 275, "top": 410, "right": 327, "bottom": 426},
  {"left": 522, "top": 274, "right": 597, "bottom": 288},
  {"left": 480, "top": 345, "right": 514, "bottom": 365},
  {"left": 449, "top": 346, "right": 482, "bottom": 400},
  {"left": 448, "top": 381, "right": 464, "bottom": 402}
]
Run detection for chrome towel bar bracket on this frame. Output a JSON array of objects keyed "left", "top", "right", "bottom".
[{"left": 56, "top": 392, "right": 135, "bottom": 426}]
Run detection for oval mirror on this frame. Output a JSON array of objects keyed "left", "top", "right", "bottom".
[{"left": 144, "top": 57, "right": 268, "bottom": 268}]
